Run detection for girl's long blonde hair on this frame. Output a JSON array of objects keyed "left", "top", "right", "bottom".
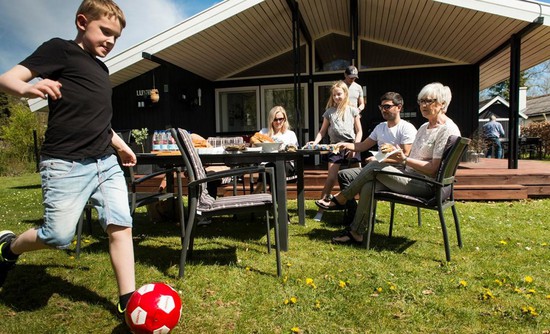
[
  {"left": 325, "top": 80, "right": 350, "bottom": 120},
  {"left": 267, "top": 106, "right": 291, "bottom": 137}
]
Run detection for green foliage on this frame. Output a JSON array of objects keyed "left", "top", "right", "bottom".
[
  {"left": 131, "top": 127, "right": 149, "bottom": 153},
  {"left": 1, "top": 173, "right": 549, "bottom": 333},
  {"left": 0, "top": 99, "right": 46, "bottom": 175}
]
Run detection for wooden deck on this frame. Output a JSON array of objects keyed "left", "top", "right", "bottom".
[{"left": 137, "top": 158, "right": 550, "bottom": 201}]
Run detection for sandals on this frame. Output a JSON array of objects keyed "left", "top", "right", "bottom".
[
  {"left": 331, "top": 230, "right": 362, "bottom": 245},
  {"left": 315, "top": 194, "right": 347, "bottom": 211}
]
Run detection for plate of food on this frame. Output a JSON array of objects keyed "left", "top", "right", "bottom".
[{"left": 224, "top": 143, "right": 247, "bottom": 153}]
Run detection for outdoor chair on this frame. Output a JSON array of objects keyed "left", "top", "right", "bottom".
[
  {"left": 75, "top": 144, "right": 183, "bottom": 258},
  {"left": 172, "top": 128, "right": 281, "bottom": 278},
  {"left": 366, "top": 135, "right": 471, "bottom": 262}
]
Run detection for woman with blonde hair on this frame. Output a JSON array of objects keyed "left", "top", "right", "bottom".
[
  {"left": 306, "top": 80, "right": 363, "bottom": 221},
  {"left": 260, "top": 106, "right": 299, "bottom": 146}
]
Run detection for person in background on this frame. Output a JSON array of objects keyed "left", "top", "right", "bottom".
[
  {"left": 483, "top": 114, "right": 505, "bottom": 159},
  {"left": 344, "top": 65, "right": 365, "bottom": 113},
  {"left": 306, "top": 81, "right": 363, "bottom": 222},
  {"left": 317, "top": 82, "right": 454, "bottom": 245},
  {"left": 335, "top": 92, "right": 417, "bottom": 225},
  {"left": 253, "top": 106, "right": 299, "bottom": 194},
  {"left": 0, "top": 0, "right": 135, "bottom": 319}
]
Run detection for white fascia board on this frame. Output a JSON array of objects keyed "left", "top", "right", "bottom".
[
  {"left": 28, "top": 97, "right": 48, "bottom": 112},
  {"left": 105, "top": 0, "right": 265, "bottom": 75},
  {"left": 433, "top": 0, "right": 550, "bottom": 26}
]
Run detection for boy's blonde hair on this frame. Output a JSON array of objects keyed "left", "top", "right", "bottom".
[
  {"left": 326, "top": 80, "right": 350, "bottom": 120},
  {"left": 76, "top": 0, "right": 126, "bottom": 28}
]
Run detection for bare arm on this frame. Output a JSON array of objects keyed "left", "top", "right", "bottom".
[
  {"left": 112, "top": 131, "right": 137, "bottom": 167},
  {"left": 386, "top": 150, "right": 442, "bottom": 178},
  {"left": 353, "top": 115, "right": 363, "bottom": 143},
  {"left": 0, "top": 65, "right": 62, "bottom": 100},
  {"left": 357, "top": 95, "right": 365, "bottom": 112}
]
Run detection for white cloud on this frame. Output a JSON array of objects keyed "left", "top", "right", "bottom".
[{"left": 0, "top": 0, "right": 217, "bottom": 73}]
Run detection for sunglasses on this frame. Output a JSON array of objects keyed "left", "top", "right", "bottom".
[
  {"left": 273, "top": 117, "right": 286, "bottom": 122},
  {"left": 417, "top": 98, "right": 437, "bottom": 105},
  {"left": 378, "top": 104, "right": 397, "bottom": 111}
]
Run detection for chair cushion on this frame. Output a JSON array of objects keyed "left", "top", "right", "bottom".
[
  {"left": 376, "top": 185, "right": 452, "bottom": 207},
  {"left": 198, "top": 193, "right": 273, "bottom": 212}
]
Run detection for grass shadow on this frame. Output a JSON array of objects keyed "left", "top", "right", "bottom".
[
  {"left": 306, "top": 227, "right": 416, "bottom": 254},
  {"left": 0, "top": 264, "right": 117, "bottom": 316}
]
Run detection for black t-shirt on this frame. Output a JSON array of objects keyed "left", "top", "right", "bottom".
[{"left": 20, "top": 38, "right": 114, "bottom": 160}]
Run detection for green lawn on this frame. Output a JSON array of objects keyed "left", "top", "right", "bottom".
[{"left": 0, "top": 173, "right": 549, "bottom": 333}]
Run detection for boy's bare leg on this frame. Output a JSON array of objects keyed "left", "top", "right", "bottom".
[
  {"left": 107, "top": 225, "right": 135, "bottom": 296},
  {"left": 10, "top": 229, "right": 51, "bottom": 253}
]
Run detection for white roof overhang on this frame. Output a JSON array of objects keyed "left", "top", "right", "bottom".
[{"left": 29, "top": 0, "right": 550, "bottom": 112}]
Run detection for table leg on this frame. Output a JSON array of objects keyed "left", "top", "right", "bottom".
[
  {"left": 296, "top": 157, "right": 305, "bottom": 226},
  {"left": 274, "top": 159, "right": 288, "bottom": 251}
]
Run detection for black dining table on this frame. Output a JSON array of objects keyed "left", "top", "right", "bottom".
[{"left": 136, "top": 149, "right": 317, "bottom": 251}]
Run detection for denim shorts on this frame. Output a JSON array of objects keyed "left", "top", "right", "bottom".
[{"left": 38, "top": 154, "right": 132, "bottom": 249}]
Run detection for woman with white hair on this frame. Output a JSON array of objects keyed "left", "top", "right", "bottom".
[{"left": 317, "top": 82, "right": 455, "bottom": 245}]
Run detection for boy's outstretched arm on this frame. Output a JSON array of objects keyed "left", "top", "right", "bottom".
[
  {"left": 0, "top": 64, "right": 62, "bottom": 100},
  {"left": 111, "top": 131, "right": 137, "bottom": 167}
]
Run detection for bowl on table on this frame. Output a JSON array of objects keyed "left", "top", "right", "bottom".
[{"left": 253, "top": 142, "right": 282, "bottom": 153}]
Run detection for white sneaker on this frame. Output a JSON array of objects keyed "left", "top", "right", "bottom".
[
  {"left": 197, "top": 217, "right": 212, "bottom": 226},
  {"left": 313, "top": 211, "right": 323, "bottom": 222}
]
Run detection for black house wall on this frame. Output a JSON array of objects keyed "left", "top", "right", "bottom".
[{"left": 111, "top": 64, "right": 479, "bottom": 141}]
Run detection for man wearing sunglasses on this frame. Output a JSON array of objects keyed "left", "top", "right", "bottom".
[{"left": 334, "top": 91, "right": 417, "bottom": 225}]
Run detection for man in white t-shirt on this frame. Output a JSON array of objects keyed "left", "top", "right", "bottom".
[
  {"left": 336, "top": 91, "right": 417, "bottom": 225},
  {"left": 344, "top": 65, "right": 365, "bottom": 113}
]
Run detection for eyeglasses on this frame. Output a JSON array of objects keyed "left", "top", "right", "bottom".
[
  {"left": 273, "top": 117, "right": 286, "bottom": 122},
  {"left": 417, "top": 98, "right": 437, "bottom": 105},
  {"left": 378, "top": 104, "right": 397, "bottom": 111}
]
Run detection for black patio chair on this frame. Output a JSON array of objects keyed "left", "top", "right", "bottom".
[
  {"left": 172, "top": 128, "right": 281, "bottom": 278},
  {"left": 75, "top": 135, "right": 183, "bottom": 258},
  {"left": 366, "top": 135, "right": 470, "bottom": 262}
]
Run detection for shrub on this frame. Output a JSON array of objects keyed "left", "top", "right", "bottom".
[
  {"left": 521, "top": 121, "right": 550, "bottom": 157},
  {"left": 0, "top": 103, "right": 46, "bottom": 176}
]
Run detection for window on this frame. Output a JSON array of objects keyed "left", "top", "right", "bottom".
[
  {"left": 261, "top": 84, "right": 308, "bottom": 135},
  {"left": 216, "top": 87, "right": 259, "bottom": 132}
]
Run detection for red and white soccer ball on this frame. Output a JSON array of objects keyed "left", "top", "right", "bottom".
[{"left": 125, "top": 283, "right": 182, "bottom": 334}]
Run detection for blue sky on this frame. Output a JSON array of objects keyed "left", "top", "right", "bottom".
[
  {"left": 0, "top": 0, "right": 220, "bottom": 73},
  {"left": 0, "top": 0, "right": 549, "bottom": 75}
]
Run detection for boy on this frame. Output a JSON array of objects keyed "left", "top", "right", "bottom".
[{"left": 0, "top": 0, "right": 135, "bottom": 317}]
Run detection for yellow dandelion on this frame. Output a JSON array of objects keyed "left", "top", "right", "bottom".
[
  {"left": 514, "top": 287, "right": 523, "bottom": 294},
  {"left": 546, "top": 294, "right": 550, "bottom": 299},
  {"left": 245, "top": 266, "right": 250, "bottom": 271},
  {"left": 314, "top": 300, "right": 321, "bottom": 309},
  {"left": 291, "top": 326, "right": 301, "bottom": 333},
  {"left": 290, "top": 296, "right": 298, "bottom": 304},
  {"left": 524, "top": 276, "right": 533, "bottom": 283},
  {"left": 283, "top": 275, "right": 288, "bottom": 283},
  {"left": 284, "top": 299, "right": 289, "bottom": 305},
  {"left": 376, "top": 287, "right": 383, "bottom": 293},
  {"left": 481, "top": 289, "right": 495, "bottom": 300},
  {"left": 527, "top": 289, "right": 536, "bottom": 294},
  {"left": 387, "top": 282, "right": 397, "bottom": 291},
  {"left": 339, "top": 280, "right": 347, "bottom": 288},
  {"left": 305, "top": 278, "right": 317, "bottom": 289},
  {"left": 499, "top": 240, "right": 508, "bottom": 245},
  {"left": 286, "top": 262, "right": 292, "bottom": 267},
  {"left": 459, "top": 280, "right": 468, "bottom": 288},
  {"left": 494, "top": 279, "right": 503, "bottom": 286}
]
